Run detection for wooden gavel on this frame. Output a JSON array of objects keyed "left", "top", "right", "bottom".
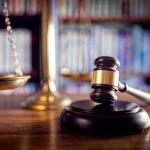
[
  {"left": 61, "top": 56, "right": 150, "bottom": 134},
  {"left": 91, "top": 56, "right": 150, "bottom": 104}
]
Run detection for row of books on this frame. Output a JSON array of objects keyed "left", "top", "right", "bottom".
[
  {"left": 0, "top": 29, "right": 32, "bottom": 73},
  {"left": 0, "top": 0, "right": 41, "bottom": 15},
  {"left": 59, "top": 24, "right": 150, "bottom": 74},
  {"left": 57, "top": 0, "right": 150, "bottom": 18}
]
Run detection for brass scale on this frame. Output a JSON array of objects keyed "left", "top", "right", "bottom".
[
  {"left": 0, "top": 0, "right": 30, "bottom": 90},
  {"left": 0, "top": 0, "right": 70, "bottom": 110}
]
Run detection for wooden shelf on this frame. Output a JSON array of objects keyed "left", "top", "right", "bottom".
[
  {"left": 59, "top": 16, "right": 150, "bottom": 24},
  {"left": 0, "top": 14, "right": 41, "bottom": 28}
]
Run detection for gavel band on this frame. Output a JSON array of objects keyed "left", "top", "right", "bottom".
[{"left": 91, "top": 70, "right": 119, "bottom": 87}]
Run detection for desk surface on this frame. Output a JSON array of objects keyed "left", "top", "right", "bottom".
[{"left": 0, "top": 94, "right": 150, "bottom": 150}]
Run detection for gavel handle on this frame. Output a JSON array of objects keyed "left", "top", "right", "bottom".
[{"left": 119, "top": 82, "right": 150, "bottom": 104}]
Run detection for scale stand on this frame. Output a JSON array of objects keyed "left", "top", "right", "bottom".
[
  {"left": 21, "top": 80, "right": 71, "bottom": 110},
  {"left": 61, "top": 56, "right": 150, "bottom": 135},
  {"left": 21, "top": 0, "right": 71, "bottom": 110}
]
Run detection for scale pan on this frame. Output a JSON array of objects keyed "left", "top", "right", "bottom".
[{"left": 0, "top": 74, "right": 30, "bottom": 90}]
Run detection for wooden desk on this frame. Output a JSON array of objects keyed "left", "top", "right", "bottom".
[{"left": 0, "top": 94, "right": 150, "bottom": 150}]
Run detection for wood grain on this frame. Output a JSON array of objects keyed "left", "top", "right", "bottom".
[{"left": 0, "top": 94, "right": 150, "bottom": 150}]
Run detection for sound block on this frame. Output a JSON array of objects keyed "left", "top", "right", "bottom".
[{"left": 60, "top": 100, "right": 150, "bottom": 135}]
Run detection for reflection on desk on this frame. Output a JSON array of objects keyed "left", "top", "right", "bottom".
[{"left": 0, "top": 94, "right": 149, "bottom": 150}]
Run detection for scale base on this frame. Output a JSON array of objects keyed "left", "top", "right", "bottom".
[
  {"left": 21, "top": 82, "right": 71, "bottom": 110},
  {"left": 61, "top": 100, "right": 150, "bottom": 135}
]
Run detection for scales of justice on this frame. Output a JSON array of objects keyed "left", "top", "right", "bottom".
[{"left": 0, "top": 0, "right": 71, "bottom": 110}]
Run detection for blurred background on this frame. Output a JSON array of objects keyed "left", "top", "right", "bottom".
[{"left": 0, "top": 0, "right": 150, "bottom": 107}]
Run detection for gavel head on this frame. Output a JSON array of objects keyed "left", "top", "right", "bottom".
[{"left": 90, "top": 56, "right": 120, "bottom": 105}]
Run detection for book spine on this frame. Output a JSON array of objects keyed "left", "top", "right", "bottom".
[
  {"left": 142, "top": 31, "right": 150, "bottom": 73},
  {"left": 0, "top": 31, "right": 4, "bottom": 73},
  {"left": 132, "top": 25, "right": 143, "bottom": 73}
]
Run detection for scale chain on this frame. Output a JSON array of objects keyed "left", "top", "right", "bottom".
[{"left": 2, "top": 0, "right": 23, "bottom": 76}]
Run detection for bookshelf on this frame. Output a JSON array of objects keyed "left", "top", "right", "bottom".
[
  {"left": 55, "top": 0, "right": 150, "bottom": 93},
  {"left": 59, "top": 17, "right": 150, "bottom": 24},
  {"left": 0, "top": 0, "right": 42, "bottom": 84}
]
